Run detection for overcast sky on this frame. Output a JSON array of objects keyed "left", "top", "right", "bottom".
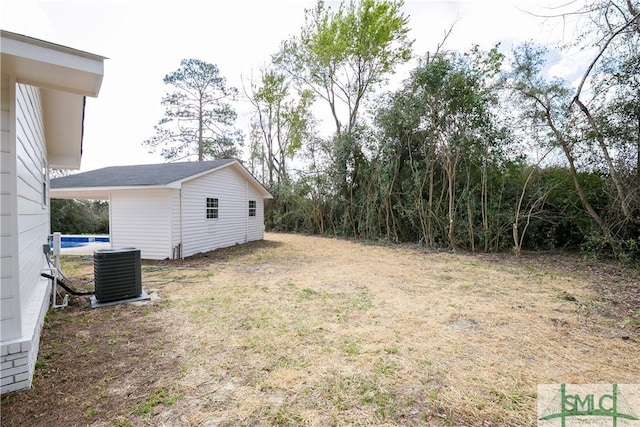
[{"left": 1, "top": 0, "right": 589, "bottom": 172}]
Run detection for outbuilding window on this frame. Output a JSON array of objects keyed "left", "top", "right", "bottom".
[
  {"left": 206, "top": 197, "right": 219, "bottom": 219},
  {"left": 249, "top": 200, "right": 256, "bottom": 217}
]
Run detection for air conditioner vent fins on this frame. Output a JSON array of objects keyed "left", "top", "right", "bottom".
[{"left": 94, "top": 248, "right": 142, "bottom": 303}]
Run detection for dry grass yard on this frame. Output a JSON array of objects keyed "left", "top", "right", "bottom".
[{"left": 1, "top": 232, "right": 638, "bottom": 426}]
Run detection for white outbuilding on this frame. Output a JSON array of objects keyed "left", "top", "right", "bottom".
[{"left": 50, "top": 160, "right": 273, "bottom": 260}]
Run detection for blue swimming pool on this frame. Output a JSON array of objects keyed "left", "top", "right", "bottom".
[{"left": 55, "top": 236, "right": 110, "bottom": 249}]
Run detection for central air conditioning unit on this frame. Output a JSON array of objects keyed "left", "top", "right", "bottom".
[{"left": 93, "top": 248, "right": 142, "bottom": 303}]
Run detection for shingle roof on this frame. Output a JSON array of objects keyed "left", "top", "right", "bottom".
[{"left": 51, "top": 159, "right": 237, "bottom": 188}]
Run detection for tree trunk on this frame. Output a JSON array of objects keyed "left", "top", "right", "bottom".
[
  {"left": 385, "top": 156, "right": 400, "bottom": 241},
  {"left": 573, "top": 97, "right": 631, "bottom": 220},
  {"left": 562, "top": 143, "right": 617, "bottom": 249},
  {"left": 636, "top": 103, "right": 640, "bottom": 187},
  {"left": 481, "top": 160, "right": 489, "bottom": 252},
  {"left": 466, "top": 171, "right": 475, "bottom": 253},
  {"left": 513, "top": 167, "right": 536, "bottom": 257},
  {"left": 427, "top": 148, "right": 435, "bottom": 247},
  {"left": 446, "top": 160, "right": 457, "bottom": 250},
  {"left": 537, "top": 102, "right": 620, "bottom": 257}
]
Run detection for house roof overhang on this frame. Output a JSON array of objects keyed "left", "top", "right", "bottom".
[
  {"left": 50, "top": 185, "right": 171, "bottom": 200},
  {"left": 1, "top": 30, "right": 105, "bottom": 169}
]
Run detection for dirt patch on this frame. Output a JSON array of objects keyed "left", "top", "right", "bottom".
[
  {"left": 1, "top": 233, "right": 638, "bottom": 426},
  {"left": 0, "top": 296, "right": 179, "bottom": 426}
]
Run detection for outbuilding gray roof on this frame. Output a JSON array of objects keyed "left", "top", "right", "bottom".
[{"left": 51, "top": 159, "right": 237, "bottom": 188}]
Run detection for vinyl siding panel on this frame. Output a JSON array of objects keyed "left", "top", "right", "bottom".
[
  {"left": 0, "top": 75, "right": 21, "bottom": 341},
  {"left": 181, "top": 165, "right": 265, "bottom": 258},
  {"left": 15, "top": 84, "right": 49, "bottom": 309},
  {"left": 110, "top": 189, "right": 172, "bottom": 260},
  {"left": 246, "top": 183, "right": 265, "bottom": 242},
  {"left": 170, "top": 189, "right": 181, "bottom": 251}
]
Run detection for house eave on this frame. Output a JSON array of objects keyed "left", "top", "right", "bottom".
[
  {"left": 1, "top": 30, "right": 106, "bottom": 97},
  {"left": 42, "top": 90, "right": 85, "bottom": 169},
  {"left": 50, "top": 185, "right": 170, "bottom": 200},
  {"left": 1, "top": 30, "right": 106, "bottom": 170}
]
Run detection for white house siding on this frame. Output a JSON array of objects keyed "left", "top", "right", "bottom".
[
  {"left": 1, "top": 83, "right": 51, "bottom": 394},
  {"left": 110, "top": 189, "right": 172, "bottom": 260},
  {"left": 170, "top": 189, "right": 181, "bottom": 258},
  {"left": 246, "top": 182, "right": 265, "bottom": 243},
  {"left": 1, "top": 75, "right": 21, "bottom": 344},
  {"left": 181, "top": 165, "right": 265, "bottom": 258},
  {"left": 16, "top": 84, "right": 49, "bottom": 307}
]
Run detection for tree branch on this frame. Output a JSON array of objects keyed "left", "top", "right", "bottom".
[{"left": 572, "top": 9, "right": 640, "bottom": 103}]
